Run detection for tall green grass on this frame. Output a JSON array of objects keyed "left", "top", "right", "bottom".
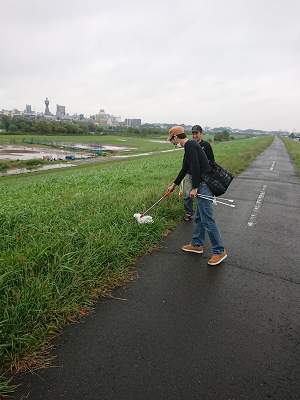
[
  {"left": 0, "top": 136, "right": 273, "bottom": 394},
  {"left": 280, "top": 137, "right": 300, "bottom": 179}
]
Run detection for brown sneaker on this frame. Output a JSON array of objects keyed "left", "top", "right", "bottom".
[
  {"left": 183, "top": 214, "right": 193, "bottom": 221},
  {"left": 208, "top": 250, "right": 227, "bottom": 265},
  {"left": 182, "top": 244, "right": 203, "bottom": 253}
]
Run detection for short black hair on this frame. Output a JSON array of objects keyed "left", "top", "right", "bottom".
[
  {"left": 176, "top": 133, "right": 186, "bottom": 139},
  {"left": 192, "top": 125, "right": 202, "bottom": 133}
]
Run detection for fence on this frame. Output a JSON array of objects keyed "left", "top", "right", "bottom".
[{"left": 20, "top": 138, "right": 102, "bottom": 156}]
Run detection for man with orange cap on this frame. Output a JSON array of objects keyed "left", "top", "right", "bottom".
[{"left": 167, "top": 126, "right": 227, "bottom": 266}]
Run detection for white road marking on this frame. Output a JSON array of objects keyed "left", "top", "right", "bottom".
[
  {"left": 270, "top": 161, "right": 275, "bottom": 170},
  {"left": 246, "top": 185, "right": 268, "bottom": 228}
]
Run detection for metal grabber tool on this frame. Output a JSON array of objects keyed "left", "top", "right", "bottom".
[
  {"left": 134, "top": 187, "right": 175, "bottom": 224},
  {"left": 197, "top": 193, "right": 235, "bottom": 207},
  {"left": 140, "top": 186, "right": 175, "bottom": 217}
]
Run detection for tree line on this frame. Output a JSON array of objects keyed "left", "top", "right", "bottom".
[
  {"left": 0, "top": 116, "right": 170, "bottom": 137},
  {"left": 0, "top": 116, "right": 250, "bottom": 142},
  {"left": 0, "top": 116, "right": 97, "bottom": 135}
]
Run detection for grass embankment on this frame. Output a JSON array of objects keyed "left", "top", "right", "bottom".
[
  {"left": 0, "top": 135, "right": 174, "bottom": 172},
  {"left": 0, "top": 132, "right": 256, "bottom": 156},
  {"left": 0, "top": 134, "right": 173, "bottom": 156},
  {"left": 0, "top": 136, "right": 273, "bottom": 395},
  {"left": 280, "top": 137, "right": 300, "bottom": 180},
  {"left": 0, "top": 159, "right": 52, "bottom": 172}
]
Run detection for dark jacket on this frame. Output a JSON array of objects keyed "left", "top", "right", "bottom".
[
  {"left": 174, "top": 140, "right": 210, "bottom": 189},
  {"left": 183, "top": 139, "right": 214, "bottom": 176},
  {"left": 200, "top": 140, "right": 214, "bottom": 162}
]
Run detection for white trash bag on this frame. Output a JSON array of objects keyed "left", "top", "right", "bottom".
[{"left": 133, "top": 213, "right": 153, "bottom": 224}]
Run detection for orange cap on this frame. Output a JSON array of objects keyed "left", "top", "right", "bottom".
[{"left": 167, "top": 126, "right": 184, "bottom": 141}]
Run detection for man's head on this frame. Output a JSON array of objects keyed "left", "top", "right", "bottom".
[
  {"left": 167, "top": 126, "right": 186, "bottom": 145},
  {"left": 191, "top": 125, "right": 203, "bottom": 143}
]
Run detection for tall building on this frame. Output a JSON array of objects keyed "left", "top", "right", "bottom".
[
  {"left": 94, "top": 109, "right": 121, "bottom": 126},
  {"left": 26, "top": 104, "right": 31, "bottom": 114},
  {"left": 56, "top": 104, "right": 65, "bottom": 119},
  {"left": 95, "top": 109, "right": 108, "bottom": 124},
  {"left": 125, "top": 119, "right": 141, "bottom": 127}
]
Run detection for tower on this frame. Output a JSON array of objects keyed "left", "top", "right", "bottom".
[{"left": 44, "top": 98, "right": 50, "bottom": 115}]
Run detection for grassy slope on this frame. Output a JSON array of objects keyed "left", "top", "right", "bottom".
[
  {"left": 0, "top": 133, "right": 261, "bottom": 156},
  {"left": 1, "top": 134, "right": 172, "bottom": 154},
  {"left": 0, "top": 136, "right": 274, "bottom": 395},
  {"left": 280, "top": 137, "right": 300, "bottom": 180}
]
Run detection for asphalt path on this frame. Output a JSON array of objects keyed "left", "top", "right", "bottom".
[{"left": 12, "top": 136, "right": 300, "bottom": 399}]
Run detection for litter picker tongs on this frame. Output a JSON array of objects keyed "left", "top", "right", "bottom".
[
  {"left": 140, "top": 187, "right": 175, "bottom": 218},
  {"left": 197, "top": 193, "right": 235, "bottom": 207}
]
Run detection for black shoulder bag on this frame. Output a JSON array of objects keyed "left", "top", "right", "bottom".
[{"left": 201, "top": 161, "right": 234, "bottom": 197}]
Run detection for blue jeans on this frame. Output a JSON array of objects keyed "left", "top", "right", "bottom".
[
  {"left": 184, "top": 173, "right": 194, "bottom": 216},
  {"left": 190, "top": 183, "right": 224, "bottom": 255}
]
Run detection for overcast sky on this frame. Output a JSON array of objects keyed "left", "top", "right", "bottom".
[{"left": 1, "top": 0, "right": 299, "bottom": 131}]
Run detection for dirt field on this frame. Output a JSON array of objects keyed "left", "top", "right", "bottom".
[{"left": 0, "top": 143, "right": 138, "bottom": 161}]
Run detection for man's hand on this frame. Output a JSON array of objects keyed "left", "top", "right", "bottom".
[
  {"left": 167, "top": 183, "right": 176, "bottom": 194},
  {"left": 190, "top": 188, "right": 198, "bottom": 198}
]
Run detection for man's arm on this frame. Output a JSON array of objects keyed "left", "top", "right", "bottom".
[
  {"left": 189, "top": 188, "right": 198, "bottom": 198},
  {"left": 167, "top": 182, "right": 176, "bottom": 193}
]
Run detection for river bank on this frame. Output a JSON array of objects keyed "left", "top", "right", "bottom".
[{"left": 0, "top": 143, "right": 181, "bottom": 176}]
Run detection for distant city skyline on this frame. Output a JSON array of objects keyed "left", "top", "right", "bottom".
[
  {"left": 1, "top": 101, "right": 144, "bottom": 129},
  {"left": 0, "top": 100, "right": 296, "bottom": 134}
]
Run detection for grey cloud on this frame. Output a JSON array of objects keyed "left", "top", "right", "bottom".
[{"left": 1, "top": 0, "right": 299, "bottom": 130}]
